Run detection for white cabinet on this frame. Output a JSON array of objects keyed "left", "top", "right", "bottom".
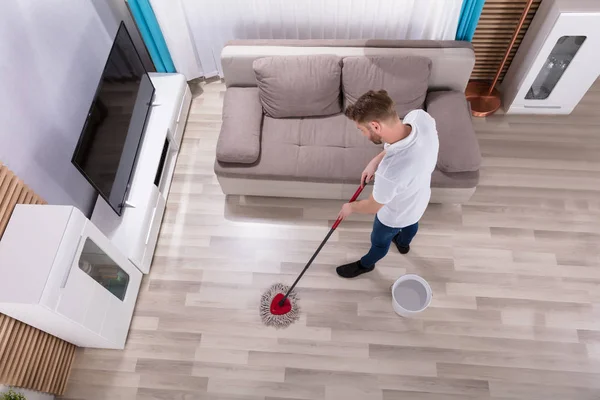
[
  {"left": 502, "top": 0, "right": 600, "bottom": 114},
  {"left": 91, "top": 72, "right": 192, "bottom": 274},
  {"left": 0, "top": 205, "right": 142, "bottom": 349}
]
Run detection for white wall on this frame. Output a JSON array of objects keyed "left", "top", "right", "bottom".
[
  {"left": 0, "top": 0, "right": 139, "bottom": 215},
  {"left": 0, "top": 386, "right": 53, "bottom": 400},
  {"left": 91, "top": 0, "right": 155, "bottom": 72}
]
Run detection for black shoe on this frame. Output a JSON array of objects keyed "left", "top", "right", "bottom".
[
  {"left": 336, "top": 261, "right": 374, "bottom": 278},
  {"left": 396, "top": 244, "right": 410, "bottom": 254},
  {"left": 393, "top": 235, "right": 410, "bottom": 254}
]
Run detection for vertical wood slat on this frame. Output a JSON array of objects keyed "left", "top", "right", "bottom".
[
  {"left": 46, "top": 341, "right": 68, "bottom": 393},
  {"left": 5, "top": 323, "right": 29, "bottom": 382},
  {"left": 0, "top": 317, "right": 17, "bottom": 372},
  {"left": 471, "top": 0, "right": 542, "bottom": 82},
  {"left": 16, "top": 328, "right": 41, "bottom": 385},
  {"left": 31, "top": 336, "right": 57, "bottom": 392},
  {"left": 58, "top": 346, "right": 76, "bottom": 395},
  {"left": 24, "top": 331, "right": 50, "bottom": 389},
  {"left": 0, "top": 163, "right": 76, "bottom": 396},
  {"left": 36, "top": 336, "right": 58, "bottom": 393},
  {"left": 0, "top": 323, "right": 24, "bottom": 378}
]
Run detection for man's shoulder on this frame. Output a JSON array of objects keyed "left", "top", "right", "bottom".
[
  {"left": 405, "top": 109, "right": 435, "bottom": 125},
  {"left": 406, "top": 110, "right": 438, "bottom": 143}
]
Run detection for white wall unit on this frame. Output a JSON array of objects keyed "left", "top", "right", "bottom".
[
  {"left": 502, "top": 0, "right": 600, "bottom": 114},
  {"left": 0, "top": 205, "right": 142, "bottom": 350},
  {"left": 91, "top": 73, "right": 191, "bottom": 274}
]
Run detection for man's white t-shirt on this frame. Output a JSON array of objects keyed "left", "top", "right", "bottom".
[{"left": 372, "top": 109, "right": 439, "bottom": 228}]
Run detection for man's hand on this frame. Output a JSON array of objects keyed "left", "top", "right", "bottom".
[
  {"left": 337, "top": 203, "right": 353, "bottom": 221},
  {"left": 361, "top": 162, "right": 376, "bottom": 187}
]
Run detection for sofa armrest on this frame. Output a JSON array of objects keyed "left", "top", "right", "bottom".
[
  {"left": 216, "top": 87, "right": 263, "bottom": 164},
  {"left": 426, "top": 90, "right": 481, "bottom": 173}
]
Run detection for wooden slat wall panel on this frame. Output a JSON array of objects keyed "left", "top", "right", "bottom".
[
  {"left": 471, "top": 0, "right": 542, "bottom": 81},
  {"left": 0, "top": 163, "right": 76, "bottom": 396}
]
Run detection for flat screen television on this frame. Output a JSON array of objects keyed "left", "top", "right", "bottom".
[{"left": 72, "top": 22, "right": 155, "bottom": 216}]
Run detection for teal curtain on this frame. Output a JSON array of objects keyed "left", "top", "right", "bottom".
[
  {"left": 128, "top": 0, "right": 175, "bottom": 73},
  {"left": 456, "top": 0, "right": 486, "bottom": 41}
]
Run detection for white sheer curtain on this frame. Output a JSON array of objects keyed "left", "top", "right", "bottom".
[
  {"left": 174, "top": 0, "right": 462, "bottom": 78},
  {"left": 150, "top": 0, "right": 203, "bottom": 79}
]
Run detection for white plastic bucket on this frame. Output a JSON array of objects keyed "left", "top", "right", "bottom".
[{"left": 391, "top": 274, "right": 432, "bottom": 317}]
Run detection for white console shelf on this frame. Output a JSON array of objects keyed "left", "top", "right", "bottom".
[
  {"left": 0, "top": 205, "right": 142, "bottom": 349},
  {"left": 92, "top": 73, "right": 192, "bottom": 274}
]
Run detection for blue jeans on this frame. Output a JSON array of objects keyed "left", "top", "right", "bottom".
[{"left": 360, "top": 216, "right": 419, "bottom": 268}]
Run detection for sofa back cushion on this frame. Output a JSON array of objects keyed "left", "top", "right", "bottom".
[
  {"left": 253, "top": 55, "right": 342, "bottom": 118},
  {"left": 342, "top": 56, "right": 431, "bottom": 118}
]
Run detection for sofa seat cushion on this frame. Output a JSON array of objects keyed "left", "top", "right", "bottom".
[
  {"left": 432, "top": 169, "right": 479, "bottom": 189},
  {"left": 215, "top": 114, "right": 382, "bottom": 183},
  {"left": 253, "top": 55, "right": 342, "bottom": 118},
  {"left": 342, "top": 56, "right": 431, "bottom": 118},
  {"left": 216, "top": 87, "right": 263, "bottom": 164},
  {"left": 426, "top": 90, "right": 481, "bottom": 173}
]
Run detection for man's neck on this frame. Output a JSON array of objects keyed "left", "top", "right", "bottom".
[{"left": 384, "top": 120, "right": 412, "bottom": 145}]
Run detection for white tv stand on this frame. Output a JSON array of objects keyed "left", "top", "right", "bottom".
[{"left": 91, "top": 73, "right": 192, "bottom": 274}]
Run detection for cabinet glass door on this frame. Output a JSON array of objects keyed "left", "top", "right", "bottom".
[
  {"left": 525, "top": 35, "right": 586, "bottom": 100},
  {"left": 78, "top": 238, "right": 130, "bottom": 301}
]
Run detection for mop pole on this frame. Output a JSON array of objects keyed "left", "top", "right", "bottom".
[{"left": 278, "top": 185, "right": 365, "bottom": 306}]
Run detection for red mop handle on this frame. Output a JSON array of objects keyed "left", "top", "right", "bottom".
[
  {"left": 331, "top": 185, "right": 365, "bottom": 230},
  {"left": 277, "top": 184, "right": 366, "bottom": 307}
]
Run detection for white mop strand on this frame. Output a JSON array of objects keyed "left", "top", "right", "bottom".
[{"left": 259, "top": 283, "right": 300, "bottom": 329}]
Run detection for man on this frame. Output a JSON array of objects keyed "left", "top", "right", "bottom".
[{"left": 336, "top": 90, "right": 439, "bottom": 279}]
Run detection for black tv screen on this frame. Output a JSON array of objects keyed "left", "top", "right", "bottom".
[{"left": 73, "top": 22, "right": 155, "bottom": 216}]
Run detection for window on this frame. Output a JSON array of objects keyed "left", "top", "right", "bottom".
[
  {"left": 525, "top": 35, "right": 586, "bottom": 100},
  {"left": 78, "top": 239, "right": 130, "bottom": 301}
]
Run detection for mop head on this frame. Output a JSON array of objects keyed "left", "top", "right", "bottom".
[{"left": 259, "top": 283, "right": 300, "bottom": 329}]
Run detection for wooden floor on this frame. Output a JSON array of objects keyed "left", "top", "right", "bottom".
[{"left": 60, "top": 81, "right": 600, "bottom": 400}]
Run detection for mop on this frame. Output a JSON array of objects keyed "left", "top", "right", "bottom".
[{"left": 259, "top": 185, "right": 365, "bottom": 328}]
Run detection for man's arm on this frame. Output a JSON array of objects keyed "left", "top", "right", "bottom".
[
  {"left": 361, "top": 150, "right": 386, "bottom": 186},
  {"left": 371, "top": 150, "right": 386, "bottom": 167},
  {"left": 351, "top": 194, "right": 384, "bottom": 214},
  {"left": 338, "top": 194, "right": 384, "bottom": 220}
]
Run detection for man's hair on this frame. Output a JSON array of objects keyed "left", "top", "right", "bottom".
[{"left": 344, "top": 90, "right": 397, "bottom": 124}]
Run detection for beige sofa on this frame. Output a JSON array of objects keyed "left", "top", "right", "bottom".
[{"left": 214, "top": 40, "right": 481, "bottom": 203}]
